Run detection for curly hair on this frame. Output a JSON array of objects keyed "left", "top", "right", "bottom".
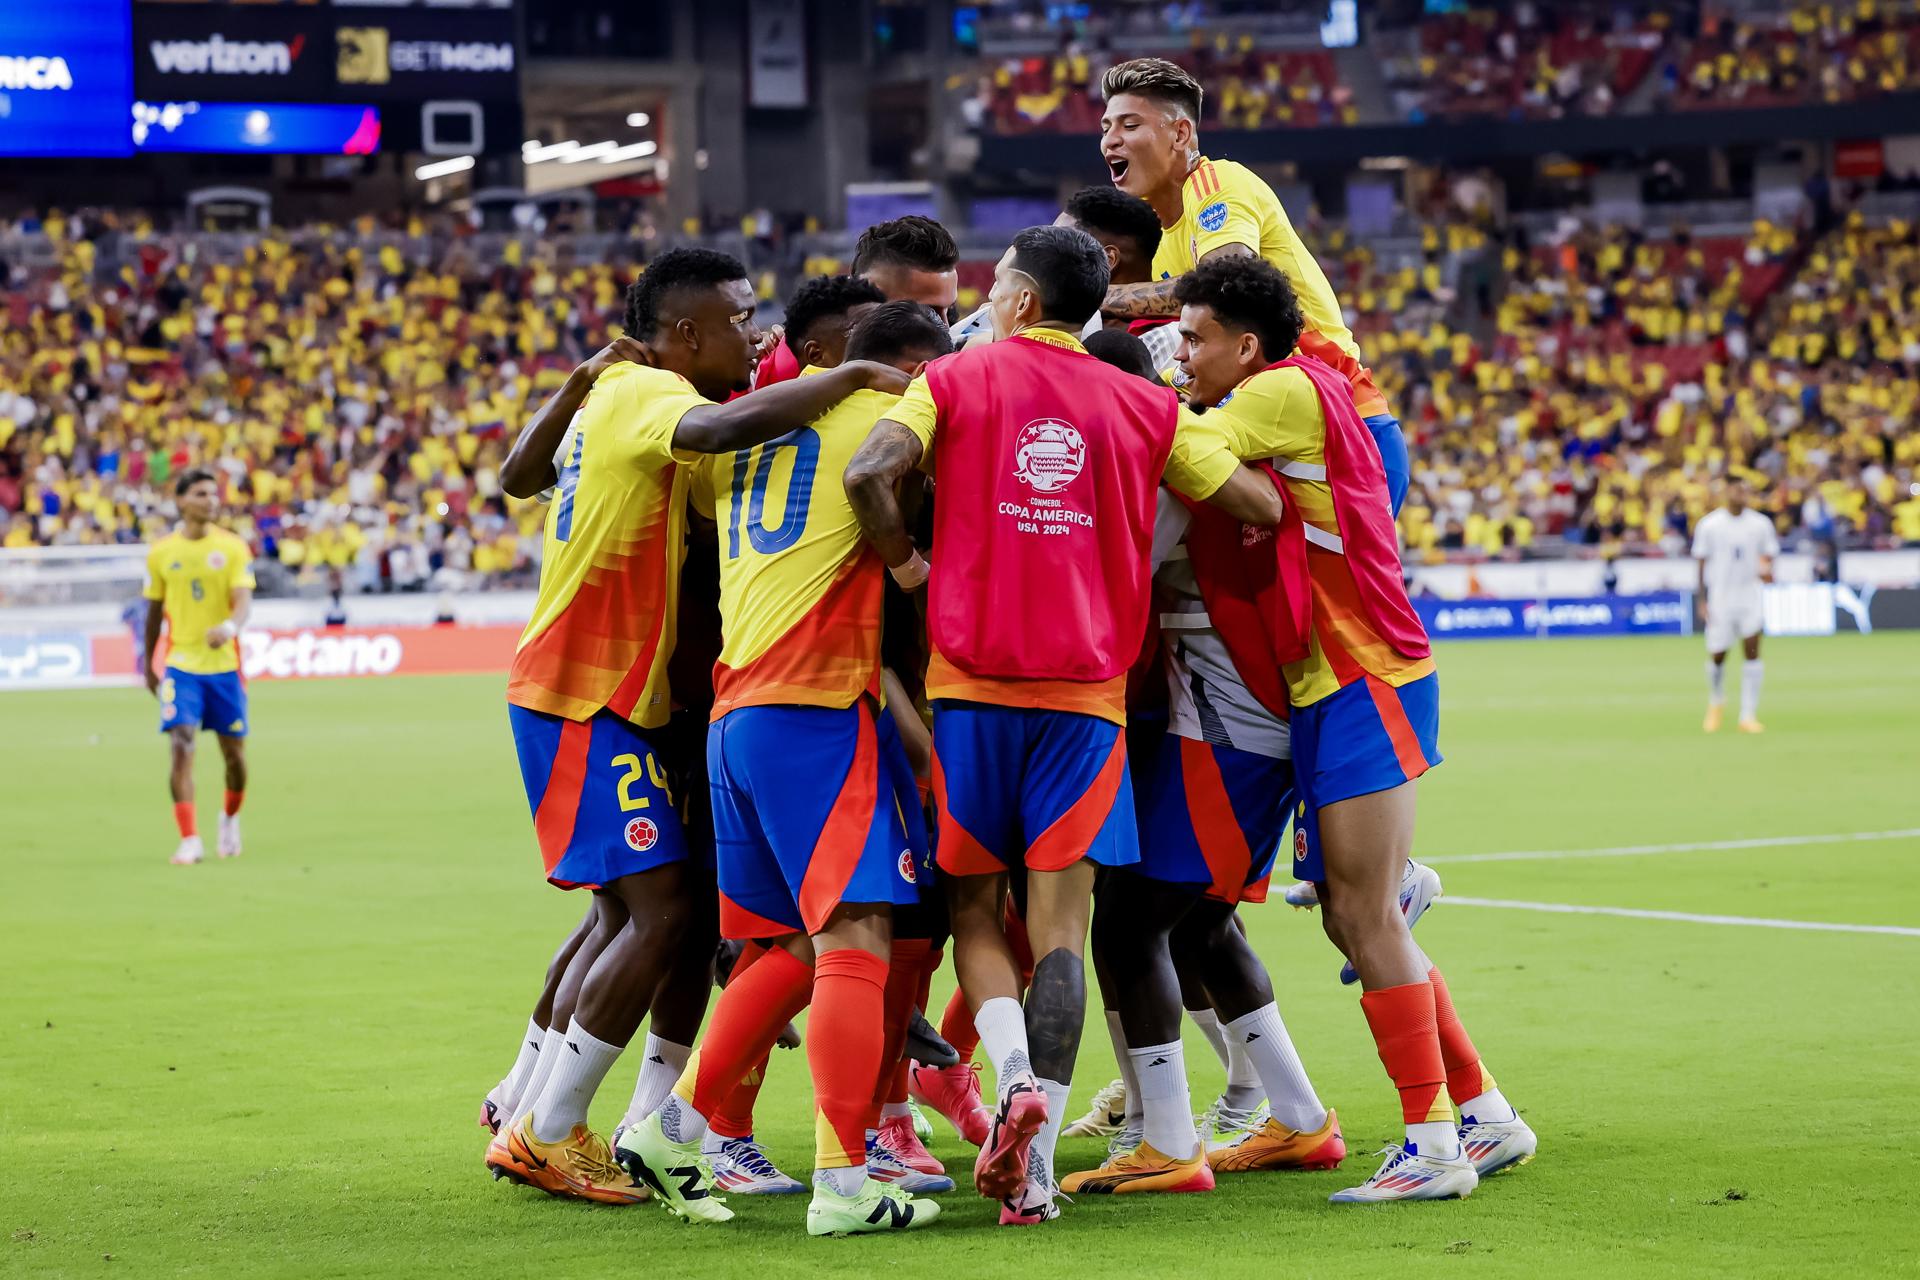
[
  {"left": 1173, "top": 256, "right": 1304, "bottom": 364},
  {"left": 1100, "top": 57, "right": 1203, "bottom": 122},
  {"left": 781, "top": 274, "right": 886, "bottom": 359},
  {"left": 623, "top": 247, "right": 749, "bottom": 340},
  {"left": 1064, "top": 186, "right": 1162, "bottom": 265},
  {"left": 850, "top": 215, "right": 960, "bottom": 276}
]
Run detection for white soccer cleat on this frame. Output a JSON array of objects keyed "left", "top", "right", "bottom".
[
  {"left": 217, "top": 813, "right": 243, "bottom": 858},
  {"left": 865, "top": 1135, "right": 956, "bottom": 1193},
  {"left": 1200, "top": 1096, "right": 1270, "bottom": 1155},
  {"left": 170, "top": 835, "right": 205, "bottom": 866},
  {"left": 1459, "top": 1113, "right": 1537, "bottom": 1176},
  {"left": 997, "top": 1176, "right": 1062, "bottom": 1227},
  {"left": 707, "top": 1135, "right": 806, "bottom": 1195},
  {"left": 1329, "top": 1144, "right": 1477, "bottom": 1204},
  {"left": 1062, "top": 1078, "right": 1128, "bottom": 1138},
  {"left": 1283, "top": 880, "right": 1319, "bottom": 909},
  {"left": 1338, "top": 859, "right": 1444, "bottom": 985}
]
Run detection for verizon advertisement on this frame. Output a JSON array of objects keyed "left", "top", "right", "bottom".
[
  {"left": 134, "top": 7, "right": 334, "bottom": 100},
  {"left": 77, "top": 623, "right": 522, "bottom": 687}
]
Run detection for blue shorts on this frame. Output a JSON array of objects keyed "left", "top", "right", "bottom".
[
  {"left": 509, "top": 704, "right": 692, "bottom": 891},
  {"left": 1135, "top": 733, "right": 1293, "bottom": 905},
  {"left": 931, "top": 701, "right": 1138, "bottom": 876},
  {"left": 158, "top": 668, "right": 248, "bottom": 737},
  {"left": 876, "top": 710, "right": 938, "bottom": 900},
  {"left": 1289, "top": 672, "right": 1440, "bottom": 883},
  {"left": 709, "top": 700, "right": 924, "bottom": 940},
  {"left": 1362, "top": 413, "right": 1410, "bottom": 517}
]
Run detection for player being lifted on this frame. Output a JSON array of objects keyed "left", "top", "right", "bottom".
[
  {"left": 143, "top": 468, "right": 254, "bottom": 866},
  {"left": 844, "top": 225, "right": 1284, "bottom": 1226},
  {"left": 1693, "top": 477, "right": 1779, "bottom": 733},
  {"left": 1168, "top": 257, "right": 1536, "bottom": 1203},
  {"left": 482, "top": 249, "right": 911, "bottom": 1205},
  {"left": 617, "top": 301, "right": 954, "bottom": 1237}
]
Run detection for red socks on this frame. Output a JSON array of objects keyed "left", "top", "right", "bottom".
[
  {"left": 675, "top": 945, "right": 812, "bottom": 1119},
  {"left": 707, "top": 1055, "right": 768, "bottom": 1140},
  {"left": 1429, "top": 967, "right": 1497, "bottom": 1105},
  {"left": 939, "top": 987, "right": 978, "bottom": 1060},
  {"left": 223, "top": 789, "right": 244, "bottom": 817},
  {"left": 1359, "top": 981, "right": 1451, "bottom": 1125},
  {"left": 810, "top": 948, "right": 888, "bottom": 1169},
  {"left": 173, "top": 802, "right": 196, "bottom": 838},
  {"left": 873, "top": 939, "right": 932, "bottom": 1108}
]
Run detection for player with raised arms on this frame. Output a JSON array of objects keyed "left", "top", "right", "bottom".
[
  {"left": 480, "top": 248, "right": 911, "bottom": 1205},
  {"left": 615, "top": 301, "right": 954, "bottom": 1236},
  {"left": 1167, "top": 256, "right": 1536, "bottom": 1204},
  {"left": 1693, "top": 477, "right": 1779, "bottom": 733},
  {"left": 843, "top": 224, "right": 1285, "bottom": 1226},
  {"left": 143, "top": 467, "right": 255, "bottom": 866}
]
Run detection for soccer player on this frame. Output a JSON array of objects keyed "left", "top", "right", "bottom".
[
  {"left": 1094, "top": 56, "right": 1410, "bottom": 509},
  {"left": 615, "top": 301, "right": 954, "bottom": 1237},
  {"left": 1693, "top": 477, "right": 1778, "bottom": 733},
  {"left": 780, "top": 274, "right": 887, "bottom": 371},
  {"left": 143, "top": 468, "right": 254, "bottom": 866},
  {"left": 481, "top": 249, "right": 911, "bottom": 1205},
  {"left": 754, "top": 217, "right": 961, "bottom": 387},
  {"left": 1169, "top": 257, "right": 1536, "bottom": 1204},
  {"left": 843, "top": 225, "right": 1284, "bottom": 1226}
]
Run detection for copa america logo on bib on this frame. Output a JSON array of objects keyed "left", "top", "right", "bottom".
[{"left": 1012, "top": 418, "right": 1087, "bottom": 493}]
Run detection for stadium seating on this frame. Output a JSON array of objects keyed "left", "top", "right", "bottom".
[{"left": 1671, "top": 0, "right": 1920, "bottom": 110}]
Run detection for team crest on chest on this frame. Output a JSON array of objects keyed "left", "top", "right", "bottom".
[
  {"left": 1012, "top": 418, "right": 1086, "bottom": 494},
  {"left": 206, "top": 551, "right": 227, "bottom": 570}
]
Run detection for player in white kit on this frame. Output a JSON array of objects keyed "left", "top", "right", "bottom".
[{"left": 1691, "top": 478, "right": 1780, "bottom": 734}]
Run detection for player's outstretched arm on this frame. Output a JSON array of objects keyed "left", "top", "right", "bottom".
[
  {"left": 844, "top": 420, "right": 928, "bottom": 579},
  {"left": 500, "top": 337, "right": 651, "bottom": 498},
  {"left": 672, "top": 361, "right": 911, "bottom": 456}
]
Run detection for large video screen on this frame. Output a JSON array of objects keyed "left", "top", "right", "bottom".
[{"left": 0, "top": 3, "right": 135, "bottom": 157}]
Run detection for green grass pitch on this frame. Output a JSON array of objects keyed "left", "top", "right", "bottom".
[{"left": 4, "top": 634, "right": 1918, "bottom": 1277}]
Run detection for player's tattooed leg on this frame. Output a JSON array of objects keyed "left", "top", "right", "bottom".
[{"left": 1025, "top": 949, "right": 1086, "bottom": 1085}]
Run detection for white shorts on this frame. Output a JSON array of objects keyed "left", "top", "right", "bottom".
[{"left": 1705, "top": 598, "right": 1764, "bottom": 652}]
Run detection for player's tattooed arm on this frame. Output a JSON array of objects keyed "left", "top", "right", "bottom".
[
  {"left": 673, "top": 360, "right": 912, "bottom": 455},
  {"left": 500, "top": 337, "right": 650, "bottom": 498},
  {"left": 1101, "top": 243, "right": 1255, "bottom": 318},
  {"left": 845, "top": 421, "right": 928, "bottom": 577}
]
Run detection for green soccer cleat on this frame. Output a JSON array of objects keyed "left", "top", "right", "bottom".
[
  {"left": 908, "top": 1100, "right": 935, "bottom": 1143},
  {"left": 806, "top": 1178, "right": 941, "bottom": 1237},
  {"left": 613, "top": 1112, "right": 735, "bottom": 1223}
]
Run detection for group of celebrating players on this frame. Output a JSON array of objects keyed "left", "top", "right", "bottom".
[{"left": 463, "top": 57, "right": 1540, "bottom": 1236}]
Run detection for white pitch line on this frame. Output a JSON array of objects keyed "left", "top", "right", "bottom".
[
  {"left": 1444, "top": 896, "right": 1920, "bottom": 937},
  {"left": 1422, "top": 828, "right": 1920, "bottom": 866}
]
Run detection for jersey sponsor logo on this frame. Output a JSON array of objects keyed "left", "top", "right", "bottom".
[
  {"left": 1012, "top": 418, "right": 1086, "bottom": 494},
  {"left": 898, "top": 849, "right": 917, "bottom": 884},
  {"left": 624, "top": 816, "right": 659, "bottom": 852},
  {"left": 1198, "top": 200, "right": 1230, "bottom": 233}
]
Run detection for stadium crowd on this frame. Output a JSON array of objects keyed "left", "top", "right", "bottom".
[{"left": 4, "top": 203, "right": 1917, "bottom": 587}]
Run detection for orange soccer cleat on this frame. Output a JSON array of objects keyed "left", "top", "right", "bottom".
[
  {"left": 486, "top": 1114, "right": 650, "bottom": 1205},
  {"left": 1059, "top": 1140, "right": 1216, "bottom": 1195},
  {"left": 1207, "top": 1108, "right": 1346, "bottom": 1174}
]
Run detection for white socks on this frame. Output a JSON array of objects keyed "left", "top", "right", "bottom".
[
  {"left": 1707, "top": 658, "right": 1727, "bottom": 705},
  {"left": 881, "top": 1100, "right": 912, "bottom": 1121},
  {"left": 1461, "top": 1087, "right": 1516, "bottom": 1125},
  {"left": 509, "top": 1024, "right": 569, "bottom": 1129},
  {"left": 1032, "top": 1078, "right": 1071, "bottom": 1190},
  {"left": 815, "top": 1165, "right": 867, "bottom": 1197},
  {"left": 1128, "top": 1041, "right": 1198, "bottom": 1159},
  {"left": 622, "top": 1033, "right": 691, "bottom": 1128},
  {"left": 974, "top": 996, "right": 1031, "bottom": 1086},
  {"left": 1407, "top": 1119, "right": 1461, "bottom": 1161},
  {"left": 1740, "top": 659, "right": 1763, "bottom": 722},
  {"left": 491, "top": 1017, "right": 544, "bottom": 1115},
  {"left": 656, "top": 1089, "right": 709, "bottom": 1145},
  {"left": 1188, "top": 1007, "right": 1232, "bottom": 1070},
  {"left": 1224, "top": 1004, "right": 1326, "bottom": 1135},
  {"left": 1105, "top": 1011, "right": 1144, "bottom": 1130},
  {"left": 531, "top": 1021, "right": 624, "bottom": 1143}
]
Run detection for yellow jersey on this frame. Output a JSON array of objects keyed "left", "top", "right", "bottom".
[
  {"left": 1179, "top": 366, "right": 1434, "bottom": 707},
  {"left": 693, "top": 370, "right": 894, "bottom": 716},
  {"left": 143, "top": 527, "right": 256, "bottom": 675},
  {"left": 1150, "top": 156, "right": 1389, "bottom": 417},
  {"left": 508, "top": 363, "right": 711, "bottom": 727}
]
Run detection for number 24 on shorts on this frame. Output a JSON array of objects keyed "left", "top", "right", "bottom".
[{"left": 612, "top": 752, "right": 672, "bottom": 811}]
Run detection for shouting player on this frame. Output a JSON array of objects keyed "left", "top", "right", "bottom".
[
  {"left": 844, "top": 225, "right": 1284, "bottom": 1226},
  {"left": 143, "top": 467, "right": 254, "bottom": 866},
  {"left": 482, "top": 249, "right": 911, "bottom": 1205},
  {"left": 1693, "top": 477, "right": 1778, "bottom": 733},
  {"left": 1170, "top": 257, "right": 1536, "bottom": 1204},
  {"left": 616, "top": 301, "right": 953, "bottom": 1237}
]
